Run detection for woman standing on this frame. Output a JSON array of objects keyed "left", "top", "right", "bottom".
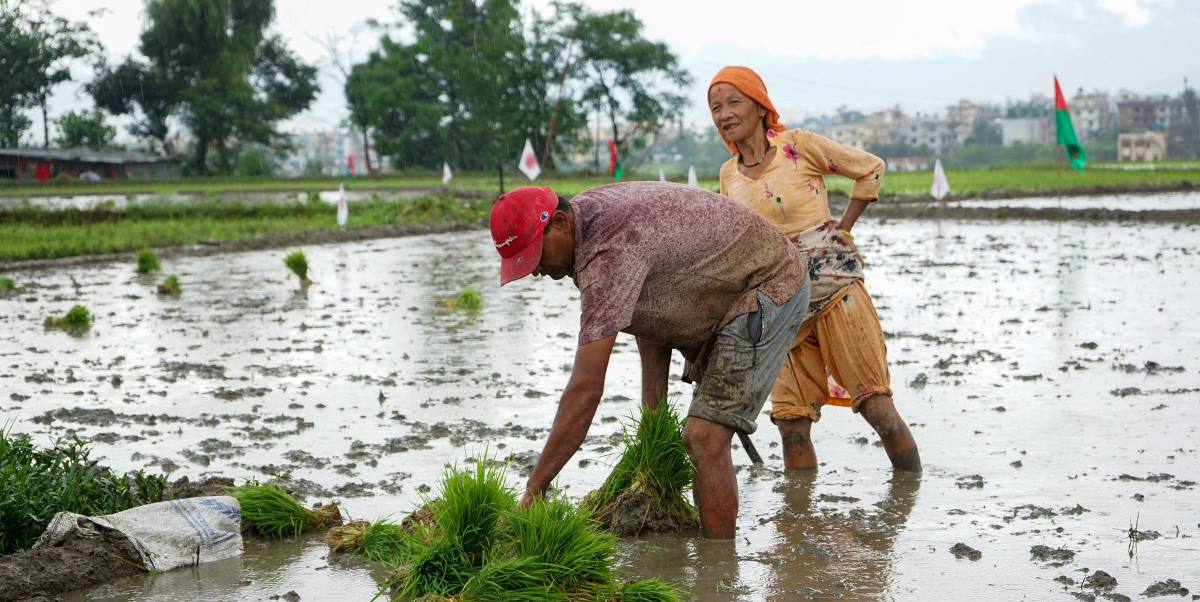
[{"left": 707, "top": 66, "right": 920, "bottom": 472}]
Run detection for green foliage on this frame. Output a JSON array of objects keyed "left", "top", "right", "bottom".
[
  {"left": 0, "top": 430, "right": 169, "bottom": 555},
  {"left": 136, "top": 248, "right": 160, "bottom": 273},
  {"left": 44, "top": 304, "right": 92, "bottom": 331},
  {"left": 157, "top": 274, "right": 181, "bottom": 296},
  {"left": 0, "top": 276, "right": 14, "bottom": 291},
  {"left": 54, "top": 108, "right": 116, "bottom": 149},
  {"left": 227, "top": 482, "right": 338, "bottom": 538},
  {"left": 582, "top": 402, "right": 698, "bottom": 535},
  {"left": 442, "top": 287, "right": 483, "bottom": 313},
  {"left": 234, "top": 147, "right": 275, "bottom": 177},
  {"left": 284, "top": 250, "right": 309, "bottom": 284},
  {"left": 345, "top": 456, "right": 683, "bottom": 602},
  {"left": 88, "top": 0, "right": 317, "bottom": 173}
]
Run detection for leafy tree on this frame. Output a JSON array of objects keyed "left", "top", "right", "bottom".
[
  {"left": 88, "top": 0, "right": 318, "bottom": 174},
  {"left": 0, "top": 2, "right": 39, "bottom": 146},
  {"left": 962, "top": 116, "right": 1002, "bottom": 147},
  {"left": 25, "top": 4, "right": 100, "bottom": 148},
  {"left": 234, "top": 147, "right": 274, "bottom": 176},
  {"left": 560, "top": 2, "right": 690, "bottom": 170},
  {"left": 54, "top": 109, "right": 116, "bottom": 149}
]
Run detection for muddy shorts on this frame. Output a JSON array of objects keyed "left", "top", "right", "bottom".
[
  {"left": 770, "top": 279, "right": 893, "bottom": 422},
  {"left": 689, "top": 281, "right": 811, "bottom": 434}
]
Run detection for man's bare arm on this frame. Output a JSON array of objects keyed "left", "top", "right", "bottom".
[
  {"left": 521, "top": 334, "right": 617, "bottom": 505},
  {"left": 636, "top": 336, "right": 670, "bottom": 410}
]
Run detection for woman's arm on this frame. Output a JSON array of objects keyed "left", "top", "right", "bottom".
[{"left": 804, "top": 133, "right": 886, "bottom": 232}]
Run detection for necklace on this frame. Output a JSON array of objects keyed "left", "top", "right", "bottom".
[{"left": 740, "top": 140, "right": 772, "bottom": 168}]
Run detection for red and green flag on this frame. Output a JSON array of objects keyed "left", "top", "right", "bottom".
[
  {"left": 1054, "top": 76, "right": 1087, "bottom": 172},
  {"left": 608, "top": 139, "right": 622, "bottom": 181}
]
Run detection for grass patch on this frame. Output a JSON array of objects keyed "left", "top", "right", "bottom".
[
  {"left": 157, "top": 274, "right": 181, "bottom": 296},
  {"left": 135, "top": 249, "right": 160, "bottom": 273},
  {"left": 283, "top": 250, "right": 311, "bottom": 285},
  {"left": 0, "top": 194, "right": 492, "bottom": 262},
  {"left": 0, "top": 276, "right": 14, "bottom": 291},
  {"left": 329, "top": 455, "right": 684, "bottom": 601},
  {"left": 0, "top": 430, "right": 170, "bottom": 555},
  {"left": 226, "top": 482, "right": 340, "bottom": 538},
  {"left": 44, "top": 304, "right": 93, "bottom": 332},
  {"left": 581, "top": 402, "right": 698, "bottom": 536},
  {"left": 439, "top": 287, "right": 483, "bottom": 313}
]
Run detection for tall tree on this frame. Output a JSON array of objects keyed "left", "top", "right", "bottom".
[
  {"left": 559, "top": 2, "right": 690, "bottom": 170},
  {"left": 89, "top": 0, "right": 318, "bottom": 174},
  {"left": 54, "top": 109, "right": 116, "bottom": 149},
  {"left": 0, "top": 2, "right": 39, "bottom": 146},
  {"left": 25, "top": 4, "right": 100, "bottom": 148}
]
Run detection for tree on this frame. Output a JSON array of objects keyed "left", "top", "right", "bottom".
[
  {"left": 561, "top": 3, "right": 690, "bottom": 170},
  {"left": 0, "top": 2, "right": 39, "bottom": 146},
  {"left": 88, "top": 0, "right": 318, "bottom": 174},
  {"left": 54, "top": 109, "right": 116, "bottom": 148},
  {"left": 25, "top": 4, "right": 100, "bottom": 148},
  {"left": 963, "top": 116, "right": 1002, "bottom": 146}
]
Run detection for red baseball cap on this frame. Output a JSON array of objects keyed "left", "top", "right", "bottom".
[{"left": 490, "top": 187, "right": 559, "bottom": 285}]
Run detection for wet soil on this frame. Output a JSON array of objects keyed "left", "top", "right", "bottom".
[
  {"left": 3, "top": 197, "right": 1198, "bottom": 600},
  {"left": 591, "top": 489, "right": 699, "bottom": 537},
  {"left": 0, "top": 524, "right": 144, "bottom": 601}
]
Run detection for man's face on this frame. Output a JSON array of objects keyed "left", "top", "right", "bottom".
[{"left": 534, "top": 210, "right": 574, "bottom": 280}]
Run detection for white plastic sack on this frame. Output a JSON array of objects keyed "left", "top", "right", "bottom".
[{"left": 34, "top": 496, "right": 243, "bottom": 572}]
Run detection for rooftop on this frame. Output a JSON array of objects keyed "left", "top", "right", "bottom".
[{"left": 0, "top": 147, "right": 178, "bottom": 164}]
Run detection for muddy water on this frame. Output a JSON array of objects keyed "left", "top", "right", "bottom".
[
  {"left": 3, "top": 208, "right": 1199, "bottom": 600},
  {"left": 941, "top": 190, "right": 1200, "bottom": 211}
]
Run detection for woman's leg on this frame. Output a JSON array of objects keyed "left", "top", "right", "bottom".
[
  {"left": 773, "top": 330, "right": 827, "bottom": 470},
  {"left": 858, "top": 394, "right": 921, "bottom": 471}
]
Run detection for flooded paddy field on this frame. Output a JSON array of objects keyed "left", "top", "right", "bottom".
[{"left": 2, "top": 203, "right": 1198, "bottom": 600}]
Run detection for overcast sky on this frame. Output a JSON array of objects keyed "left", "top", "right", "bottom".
[{"left": 30, "top": 0, "right": 1200, "bottom": 144}]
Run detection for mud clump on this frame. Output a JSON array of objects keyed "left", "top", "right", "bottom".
[
  {"left": 1083, "top": 570, "right": 1118, "bottom": 592},
  {"left": 949, "top": 543, "right": 982, "bottom": 561},
  {"left": 1030, "top": 545, "right": 1075, "bottom": 566},
  {"left": 0, "top": 526, "right": 144, "bottom": 601},
  {"left": 593, "top": 489, "right": 697, "bottom": 537},
  {"left": 1142, "top": 579, "right": 1189, "bottom": 597}
]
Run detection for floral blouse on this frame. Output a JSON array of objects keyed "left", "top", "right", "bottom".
[{"left": 718, "top": 129, "right": 885, "bottom": 238}]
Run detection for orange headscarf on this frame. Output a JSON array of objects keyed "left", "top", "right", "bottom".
[{"left": 708, "top": 66, "right": 787, "bottom": 155}]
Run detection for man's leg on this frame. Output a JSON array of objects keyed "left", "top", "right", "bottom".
[
  {"left": 858, "top": 394, "right": 921, "bottom": 472},
  {"left": 683, "top": 417, "right": 737, "bottom": 539}
]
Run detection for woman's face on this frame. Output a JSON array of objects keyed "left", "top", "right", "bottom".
[{"left": 708, "top": 82, "right": 765, "bottom": 144}]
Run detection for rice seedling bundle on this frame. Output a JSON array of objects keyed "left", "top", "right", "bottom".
[
  {"left": 581, "top": 402, "right": 699, "bottom": 536},
  {"left": 44, "top": 304, "right": 93, "bottom": 332},
  {"left": 0, "top": 276, "right": 15, "bottom": 291},
  {"left": 136, "top": 249, "right": 160, "bottom": 273},
  {"left": 284, "top": 250, "right": 311, "bottom": 285},
  {"left": 439, "top": 287, "right": 483, "bottom": 313},
  {"left": 157, "top": 274, "right": 182, "bottom": 296},
  {"left": 227, "top": 482, "right": 340, "bottom": 538},
  {"left": 328, "top": 457, "right": 685, "bottom": 601}
]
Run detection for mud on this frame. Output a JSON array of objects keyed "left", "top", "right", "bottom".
[
  {"left": 3, "top": 198, "right": 1199, "bottom": 600},
  {"left": 0, "top": 521, "right": 145, "bottom": 601},
  {"left": 593, "top": 489, "right": 699, "bottom": 537}
]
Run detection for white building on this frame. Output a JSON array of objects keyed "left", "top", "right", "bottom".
[{"left": 997, "top": 117, "right": 1051, "bottom": 146}]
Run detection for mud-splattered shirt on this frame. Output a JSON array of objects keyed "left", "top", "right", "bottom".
[
  {"left": 571, "top": 182, "right": 808, "bottom": 365},
  {"left": 719, "top": 129, "right": 885, "bottom": 237}
]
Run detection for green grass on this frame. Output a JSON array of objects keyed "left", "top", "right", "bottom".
[
  {"left": 0, "top": 194, "right": 492, "bottom": 262},
  {"left": 283, "top": 250, "right": 310, "bottom": 285},
  {"left": 0, "top": 429, "right": 170, "bottom": 555},
  {"left": 157, "top": 274, "right": 181, "bottom": 296},
  {"left": 226, "top": 482, "right": 339, "bottom": 538},
  {"left": 582, "top": 402, "right": 698, "bottom": 536},
  {"left": 135, "top": 248, "right": 160, "bottom": 273},
  {"left": 44, "top": 304, "right": 93, "bottom": 332},
  {"left": 0, "top": 276, "right": 14, "bottom": 291},
  {"left": 332, "top": 455, "right": 685, "bottom": 601}
]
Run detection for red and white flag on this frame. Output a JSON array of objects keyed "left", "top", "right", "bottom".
[{"left": 518, "top": 138, "right": 541, "bottom": 181}]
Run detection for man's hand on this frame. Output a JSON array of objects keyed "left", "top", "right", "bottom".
[
  {"left": 518, "top": 487, "right": 542, "bottom": 509},
  {"left": 521, "top": 335, "right": 616, "bottom": 502}
]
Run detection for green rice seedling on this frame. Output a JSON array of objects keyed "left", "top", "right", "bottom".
[
  {"left": 582, "top": 402, "right": 699, "bottom": 536},
  {"left": 136, "top": 248, "right": 160, "bottom": 273},
  {"left": 284, "top": 250, "right": 311, "bottom": 285},
  {"left": 396, "top": 534, "right": 472, "bottom": 598},
  {"left": 327, "top": 518, "right": 427, "bottom": 566},
  {"left": 157, "top": 274, "right": 181, "bottom": 296},
  {"left": 457, "top": 557, "right": 563, "bottom": 601},
  {"left": 431, "top": 458, "right": 514, "bottom": 566},
  {"left": 0, "top": 430, "right": 170, "bottom": 554},
  {"left": 0, "top": 276, "right": 14, "bottom": 291},
  {"left": 615, "top": 578, "right": 688, "bottom": 602},
  {"left": 438, "top": 287, "right": 483, "bottom": 313},
  {"left": 44, "top": 304, "right": 93, "bottom": 332},
  {"left": 504, "top": 496, "right": 616, "bottom": 590},
  {"left": 227, "top": 482, "right": 340, "bottom": 538}
]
